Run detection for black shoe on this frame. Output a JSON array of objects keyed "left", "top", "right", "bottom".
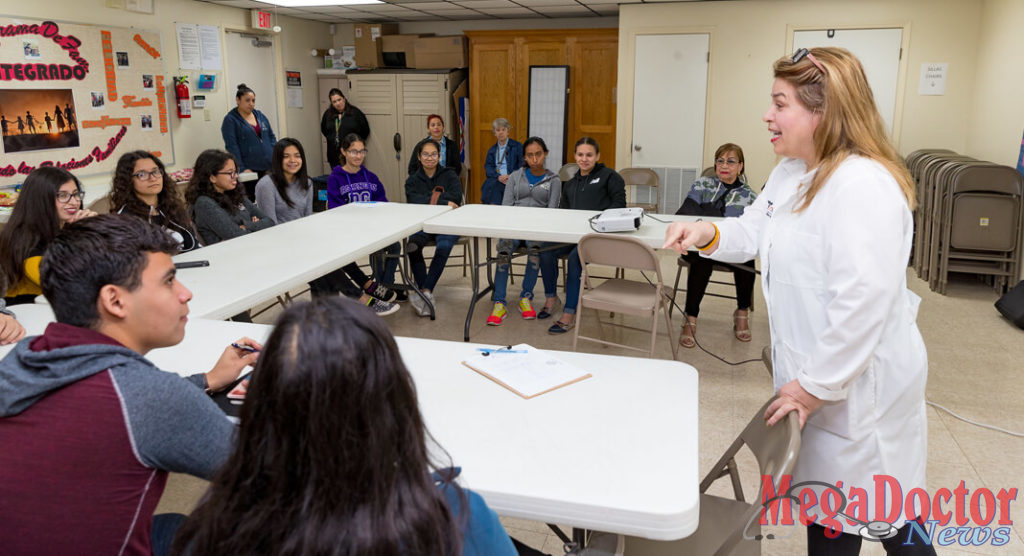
[
  {"left": 364, "top": 281, "right": 398, "bottom": 303},
  {"left": 392, "top": 290, "right": 408, "bottom": 303}
]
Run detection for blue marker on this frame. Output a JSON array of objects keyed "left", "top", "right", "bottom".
[{"left": 231, "top": 342, "right": 259, "bottom": 353}]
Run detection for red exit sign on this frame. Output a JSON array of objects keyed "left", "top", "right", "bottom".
[{"left": 250, "top": 9, "right": 272, "bottom": 31}]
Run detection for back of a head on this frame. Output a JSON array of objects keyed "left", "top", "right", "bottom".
[
  {"left": 174, "top": 297, "right": 460, "bottom": 555},
  {"left": 773, "top": 47, "right": 914, "bottom": 210},
  {"left": 41, "top": 214, "right": 179, "bottom": 328}
]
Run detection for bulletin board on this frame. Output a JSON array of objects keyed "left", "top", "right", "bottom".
[{"left": 0, "top": 16, "right": 172, "bottom": 187}]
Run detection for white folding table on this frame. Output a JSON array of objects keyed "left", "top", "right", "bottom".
[
  {"left": 422, "top": 204, "right": 714, "bottom": 341},
  {"left": 149, "top": 317, "right": 701, "bottom": 542},
  {"left": 173, "top": 202, "right": 450, "bottom": 320}
]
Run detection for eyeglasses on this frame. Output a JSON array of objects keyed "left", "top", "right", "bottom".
[
  {"left": 346, "top": 149, "right": 367, "bottom": 156},
  {"left": 217, "top": 170, "right": 239, "bottom": 177},
  {"left": 132, "top": 168, "right": 163, "bottom": 180},
  {"left": 791, "top": 48, "right": 826, "bottom": 73},
  {"left": 420, "top": 152, "right": 439, "bottom": 159},
  {"left": 56, "top": 190, "right": 85, "bottom": 204},
  {"left": 715, "top": 158, "right": 740, "bottom": 167}
]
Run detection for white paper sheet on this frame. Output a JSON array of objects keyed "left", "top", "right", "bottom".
[
  {"left": 175, "top": 23, "right": 201, "bottom": 70},
  {"left": 198, "top": 25, "right": 222, "bottom": 70},
  {"left": 462, "top": 343, "right": 591, "bottom": 398}
]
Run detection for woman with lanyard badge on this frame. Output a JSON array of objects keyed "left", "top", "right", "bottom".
[
  {"left": 320, "top": 88, "right": 369, "bottom": 170},
  {"left": 480, "top": 118, "right": 523, "bottom": 205},
  {"left": 664, "top": 47, "right": 932, "bottom": 555}
]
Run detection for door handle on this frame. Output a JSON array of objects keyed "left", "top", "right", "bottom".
[
  {"left": 634, "top": 144, "right": 642, "bottom": 152},
  {"left": 394, "top": 133, "right": 401, "bottom": 161}
]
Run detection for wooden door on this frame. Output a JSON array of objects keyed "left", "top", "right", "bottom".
[
  {"left": 468, "top": 41, "right": 516, "bottom": 204},
  {"left": 571, "top": 37, "right": 617, "bottom": 170},
  {"left": 347, "top": 73, "right": 401, "bottom": 203}
]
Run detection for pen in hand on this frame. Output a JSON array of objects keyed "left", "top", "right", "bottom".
[{"left": 232, "top": 342, "right": 260, "bottom": 353}]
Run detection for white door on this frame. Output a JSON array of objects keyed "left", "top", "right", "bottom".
[
  {"left": 224, "top": 32, "right": 279, "bottom": 137},
  {"left": 631, "top": 34, "right": 709, "bottom": 169},
  {"left": 793, "top": 28, "right": 903, "bottom": 135},
  {"left": 347, "top": 73, "right": 402, "bottom": 202}
]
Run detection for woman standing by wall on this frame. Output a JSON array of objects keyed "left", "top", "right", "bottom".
[
  {"left": 221, "top": 84, "right": 277, "bottom": 200},
  {"left": 320, "top": 88, "right": 370, "bottom": 170}
]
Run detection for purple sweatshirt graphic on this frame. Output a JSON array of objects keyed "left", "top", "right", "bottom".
[{"left": 327, "top": 166, "right": 389, "bottom": 208}]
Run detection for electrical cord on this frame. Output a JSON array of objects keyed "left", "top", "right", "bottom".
[
  {"left": 638, "top": 270, "right": 762, "bottom": 367},
  {"left": 926, "top": 400, "right": 1024, "bottom": 438}
]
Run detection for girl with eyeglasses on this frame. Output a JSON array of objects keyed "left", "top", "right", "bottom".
[
  {"left": 187, "top": 149, "right": 275, "bottom": 246},
  {"left": 0, "top": 167, "right": 97, "bottom": 305},
  {"left": 109, "top": 151, "right": 201, "bottom": 253},
  {"left": 664, "top": 48, "right": 932, "bottom": 555},
  {"left": 675, "top": 143, "right": 757, "bottom": 348},
  {"left": 325, "top": 133, "right": 404, "bottom": 309}
]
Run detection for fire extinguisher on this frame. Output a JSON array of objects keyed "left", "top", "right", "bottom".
[{"left": 174, "top": 76, "right": 191, "bottom": 118}]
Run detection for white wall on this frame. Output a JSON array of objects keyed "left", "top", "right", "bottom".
[
  {"left": 7, "top": 0, "right": 331, "bottom": 188},
  {"left": 616, "top": 0, "right": 985, "bottom": 189}
]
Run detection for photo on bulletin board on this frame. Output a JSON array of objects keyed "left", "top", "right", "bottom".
[
  {"left": 23, "top": 40, "right": 41, "bottom": 60},
  {"left": 142, "top": 74, "right": 155, "bottom": 91},
  {"left": 116, "top": 51, "right": 130, "bottom": 68},
  {"left": 90, "top": 92, "right": 105, "bottom": 109},
  {"left": 0, "top": 89, "right": 80, "bottom": 154}
]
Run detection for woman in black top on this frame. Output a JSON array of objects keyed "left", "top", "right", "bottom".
[
  {"left": 407, "top": 114, "right": 462, "bottom": 177},
  {"left": 109, "top": 151, "right": 201, "bottom": 253},
  {"left": 319, "top": 88, "right": 369, "bottom": 170}
]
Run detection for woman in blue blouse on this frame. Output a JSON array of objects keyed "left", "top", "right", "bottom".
[
  {"left": 677, "top": 143, "right": 757, "bottom": 348},
  {"left": 221, "top": 83, "right": 277, "bottom": 200}
]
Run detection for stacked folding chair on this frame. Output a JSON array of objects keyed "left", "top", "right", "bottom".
[{"left": 905, "top": 149, "right": 1024, "bottom": 295}]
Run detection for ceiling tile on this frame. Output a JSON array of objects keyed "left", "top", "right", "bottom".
[
  {"left": 315, "top": 6, "right": 358, "bottom": 12},
  {"left": 452, "top": 0, "right": 516, "bottom": 7},
  {"left": 515, "top": 0, "right": 584, "bottom": 5},
  {"left": 394, "top": 1, "right": 459, "bottom": 8},
  {"left": 204, "top": 0, "right": 266, "bottom": 8},
  {"left": 479, "top": 7, "right": 539, "bottom": 15},
  {"left": 589, "top": 4, "right": 618, "bottom": 13},
  {"left": 532, "top": 4, "right": 593, "bottom": 15}
]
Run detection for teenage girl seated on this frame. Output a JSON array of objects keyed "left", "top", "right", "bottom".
[
  {"left": 171, "top": 297, "right": 517, "bottom": 555},
  {"left": 108, "top": 151, "right": 201, "bottom": 252},
  {"left": 0, "top": 167, "right": 98, "bottom": 305},
  {"left": 186, "top": 149, "right": 275, "bottom": 245}
]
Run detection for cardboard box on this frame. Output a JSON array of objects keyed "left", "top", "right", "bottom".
[
  {"left": 353, "top": 23, "right": 398, "bottom": 68},
  {"left": 380, "top": 34, "right": 426, "bottom": 68},
  {"left": 410, "top": 36, "right": 468, "bottom": 69}
]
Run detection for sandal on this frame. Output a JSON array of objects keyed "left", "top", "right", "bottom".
[
  {"left": 547, "top": 317, "right": 575, "bottom": 335},
  {"left": 733, "top": 309, "right": 752, "bottom": 342},
  {"left": 679, "top": 317, "right": 697, "bottom": 348}
]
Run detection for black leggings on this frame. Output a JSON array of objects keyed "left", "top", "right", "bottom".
[
  {"left": 682, "top": 254, "right": 755, "bottom": 318},
  {"left": 807, "top": 522, "right": 937, "bottom": 555}
]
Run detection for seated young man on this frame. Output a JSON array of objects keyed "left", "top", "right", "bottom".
[{"left": 0, "top": 214, "right": 260, "bottom": 555}]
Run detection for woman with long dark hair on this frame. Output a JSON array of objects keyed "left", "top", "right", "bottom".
[
  {"left": 186, "top": 149, "right": 274, "bottom": 245},
  {"left": 408, "top": 114, "right": 462, "bottom": 176},
  {"left": 320, "top": 88, "right": 369, "bottom": 170},
  {"left": 0, "top": 166, "right": 97, "bottom": 305},
  {"left": 254, "top": 137, "right": 313, "bottom": 224},
  {"left": 109, "top": 150, "right": 201, "bottom": 252},
  {"left": 171, "top": 297, "right": 516, "bottom": 555}
]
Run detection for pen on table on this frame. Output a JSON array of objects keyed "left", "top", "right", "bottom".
[
  {"left": 476, "top": 347, "right": 527, "bottom": 356},
  {"left": 231, "top": 342, "right": 260, "bottom": 353}
]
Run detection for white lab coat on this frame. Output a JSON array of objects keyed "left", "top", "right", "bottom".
[{"left": 712, "top": 156, "right": 928, "bottom": 528}]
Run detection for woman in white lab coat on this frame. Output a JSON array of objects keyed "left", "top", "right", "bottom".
[{"left": 665, "top": 47, "right": 932, "bottom": 555}]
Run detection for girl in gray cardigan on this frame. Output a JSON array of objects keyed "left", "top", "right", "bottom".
[
  {"left": 486, "top": 137, "right": 562, "bottom": 326},
  {"left": 187, "top": 149, "right": 275, "bottom": 246}
]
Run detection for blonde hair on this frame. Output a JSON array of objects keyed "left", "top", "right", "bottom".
[{"left": 773, "top": 47, "right": 915, "bottom": 211}]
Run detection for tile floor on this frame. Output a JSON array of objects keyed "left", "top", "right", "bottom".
[{"left": 156, "top": 251, "right": 1024, "bottom": 555}]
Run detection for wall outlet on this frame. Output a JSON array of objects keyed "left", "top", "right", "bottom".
[{"left": 204, "top": 109, "right": 211, "bottom": 121}]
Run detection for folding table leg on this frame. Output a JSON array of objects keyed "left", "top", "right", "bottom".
[
  {"left": 462, "top": 236, "right": 496, "bottom": 342},
  {"left": 401, "top": 238, "right": 435, "bottom": 320}
]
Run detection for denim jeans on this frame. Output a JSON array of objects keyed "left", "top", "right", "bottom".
[
  {"left": 371, "top": 241, "right": 401, "bottom": 286},
  {"left": 408, "top": 231, "right": 459, "bottom": 291},
  {"left": 538, "top": 244, "right": 582, "bottom": 314},
  {"left": 151, "top": 513, "right": 186, "bottom": 556},
  {"left": 492, "top": 239, "right": 554, "bottom": 303}
]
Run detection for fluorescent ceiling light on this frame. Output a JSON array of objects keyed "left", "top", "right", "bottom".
[{"left": 261, "top": 0, "right": 383, "bottom": 6}]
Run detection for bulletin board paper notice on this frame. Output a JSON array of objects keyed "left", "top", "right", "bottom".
[
  {"left": 198, "top": 25, "right": 222, "bottom": 70},
  {"left": 175, "top": 23, "right": 201, "bottom": 70},
  {"left": 462, "top": 344, "right": 592, "bottom": 399},
  {"left": 286, "top": 88, "right": 303, "bottom": 108}
]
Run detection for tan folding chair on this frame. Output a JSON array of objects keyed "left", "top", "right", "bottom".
[
  {"left": 620, "top": 167, "right": 660, "bottom": 213},
  {"left": 621, "top": 397, "right": 801, "bottom": 556},
  {"left": 86, "top": 196, "right": 110, "bottom": 215},
  {"left": 559, "top": 162, "right": 579, "bottom": 183},
  {"left": 573, "top": 233, "right": 677, "bottom": 359}
]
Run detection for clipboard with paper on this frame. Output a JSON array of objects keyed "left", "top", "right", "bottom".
[{"left": 461, "top": 343, "right": 592, "bottom": 399}]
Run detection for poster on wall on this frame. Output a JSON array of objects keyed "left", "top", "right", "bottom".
[
  {"left": 0, "top": 17, "right": 172, "bottom": 186},
  {"left": 0, "top": 89, "right": 80, "bottom": 153}
]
